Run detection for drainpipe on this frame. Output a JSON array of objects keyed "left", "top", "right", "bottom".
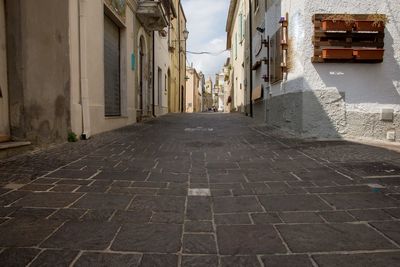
[
  {"left": 152, "top": 31, "right": 156, "bottom": 117},
  {"left": 79, "top": 0, "right": 91, "bottom": 139},
  {"left": 248, "top": 0, "right": 253, "bottom": 117},
  {"left": 178, "top": 1, "right": 181, "bottom": 113}
]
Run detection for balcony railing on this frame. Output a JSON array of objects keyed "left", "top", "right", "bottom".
[{"left": 137, "top": 0, "right": 169, "bottom": 31}]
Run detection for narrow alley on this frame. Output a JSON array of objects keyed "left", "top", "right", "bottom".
[{"left": 0, "top": 113, "right": 399, "bottom": 266}]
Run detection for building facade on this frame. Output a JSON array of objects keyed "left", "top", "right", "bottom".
[
  {"left": 228, "top": 0, "right": 400, "bottom": 143},
  {"left": 1, "top": 0, "right": 186, "bottom": 145},
  {"left": 226, "top": 0, "right": 249, "bottom": 113},
  {"left": 168, "top": 0, "right": 187, "bottom": 113},
  {"left": 185, "top": 67, "right": 201, "bottom": 113},
  {"left": 204, "top": 77, "right": 214, "bottom": 111}
]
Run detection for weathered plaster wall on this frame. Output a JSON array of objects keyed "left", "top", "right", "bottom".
[
  {"left": 0, "top": 0, "right": 9, "bottom": 138},
  {"left": 302, "top": 0, "right": 400, "bottom": 141},
  {"left": 154, "top": 30, "right": 170, "bottom": 116},
  {"left": 266, "top": 0, "right": 400, "bottom": 142},
  {"left": 229, "top": 0, "right": 248, "bottom": 112},
  {"left": 69, "top": 0, "right": 138, "bottom": 136},
  {"left": 251, "top": 0, "right": 267, "bottom": 121},
  {"left": 6, "top": 0, "right": 71, "bottom": 143}
]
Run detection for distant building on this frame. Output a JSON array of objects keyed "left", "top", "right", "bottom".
[
  {"left": 203, "top": 77, "right": 213, "bottom": 110},
  {"left": 185, "top": 67, "right": 201, "bottom": 113},
  {"left": 214, "top": 73, "right": 225, "bottom": 112}
]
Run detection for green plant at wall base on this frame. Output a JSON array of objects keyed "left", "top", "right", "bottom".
[{"left": 68, "top": 132, "right": 78, "bottom": 143}]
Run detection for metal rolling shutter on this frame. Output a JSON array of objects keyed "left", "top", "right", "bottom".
[{"left": 104, "top": 15, "right": 121, "bottom": 116}]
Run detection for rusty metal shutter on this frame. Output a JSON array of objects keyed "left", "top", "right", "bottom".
[{"left": 104, "top": 15, "right": 121, "bottom": 116}]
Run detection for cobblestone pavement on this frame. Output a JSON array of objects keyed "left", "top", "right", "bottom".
[{"left": 0, "top": 113, "right": 400, "bottom": 266}]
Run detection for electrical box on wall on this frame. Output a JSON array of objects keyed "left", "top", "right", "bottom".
[
  {"left": 387, "top": 130, "right": 396, "bottom": 141},
  {"left": 381, "top": 109, "right": 394, "bottom": 122}
]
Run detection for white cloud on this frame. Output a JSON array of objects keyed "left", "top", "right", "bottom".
[{"left": 182, "top": 0, "right": 230, "bottom": 81}]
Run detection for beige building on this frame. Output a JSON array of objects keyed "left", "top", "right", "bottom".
[
  {"left": 168, "top": 0, "right": 188, "bottom": 113},
  {"left": 1, "top": 0, "right": 178, "bottom": 145},
  {"left": 185, "top": 67, "right": 201, "bottom": 113},
  {"left": 226, "top": 0, "right": 249, "bottom": 113}
]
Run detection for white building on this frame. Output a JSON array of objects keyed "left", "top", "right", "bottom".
[{"left": 259, "top": 0, "right": 400, "bottom": 142}]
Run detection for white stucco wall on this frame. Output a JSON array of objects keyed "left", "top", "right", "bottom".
[
  {"left": 0, "top": 0, "right": 9, "bottom": 137},
  {"left": 154, "top": 30, "right": 170, "bottom": 116},
  {"left": 70, "top": 0, "right": 138, "bottom": 136},
  {"left": 265, "top": 0, "right": 400, "bottom": 141}
]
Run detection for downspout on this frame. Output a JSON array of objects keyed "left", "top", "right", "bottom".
[
  {"left": 79, "top": 0, "right": 91, "bottom": 139},
  {"left": 248, "top": 0, "right": 253, "bottom": 117},
  {"left": 178, "top": 1, "right": 181, "bottom": 113},
  {"left": 152, "top": 31, "right": 156, "bottom": 117}
]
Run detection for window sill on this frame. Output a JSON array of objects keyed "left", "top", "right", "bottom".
[{"left": 105, "top": 116, "right": 129, "bottom": 120}]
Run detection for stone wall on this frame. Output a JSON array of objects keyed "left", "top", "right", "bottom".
[
  {"left": 6, "top": 0, "right": 71, "bottom": 143},
  {"left": 265, "top": 0, "right": 400, "bottom": 142}
]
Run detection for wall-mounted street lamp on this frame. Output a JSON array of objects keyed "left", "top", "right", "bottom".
[
  {"left": 171, "top": 29, "right": 189, "bottom": 44},
  {"left": 183, "top": 29, "right": 189, "bottom": 40}
]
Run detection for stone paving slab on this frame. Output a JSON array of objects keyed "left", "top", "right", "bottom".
[
  {"left": 258, "top": 194, "right": 333, "bottom": 211},
  {"left": 0, "top": 113, "right": 400, "bottom": 266},
  {"left": 217, "top": 225, "right": 286, "bottom": 255},
  {"left": 277, "top": 223, "right": 396, "bottom": 252},
  {"left": 312, "top": 252, "right": 400, "bottom": 267},
  {"left": 111, "top": 223, "right": 182, "bottom": 253},
  {"left": 41, "top": 221, "right": 120, "bottom": 250}
]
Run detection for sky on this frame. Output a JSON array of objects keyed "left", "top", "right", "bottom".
[{"left": 181, "top": 0, "right": 230, "bottom": 82}]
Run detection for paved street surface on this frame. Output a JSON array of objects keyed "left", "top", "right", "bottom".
[{"left": 0, "top": 113, "right": 400, "bottom": 267}]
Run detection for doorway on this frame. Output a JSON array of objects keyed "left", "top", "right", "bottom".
[
  {"left": 180, "top": 86, "right": 184, "bottom": 113},
  {"left": 167, "top": 69, "right": 172, "bottom": 112},
  {"left": 0, "top": 0, "right": 9, "bottom": 142},
  {"left": 139, "top": 36, "right": 145, "bottom": 115}
]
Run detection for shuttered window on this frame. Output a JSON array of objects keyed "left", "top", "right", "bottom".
[
  {"left": 269, "top": 28, "right": 283, "bottom": 84},
  {"left": 104, "top": 15, "right": 121, "bottom": 116}
]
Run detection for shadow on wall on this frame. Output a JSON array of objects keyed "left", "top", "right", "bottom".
[
  {"left": 312, "top": 31, "right": 400, "bottom": 106},
  {"left": 267, "top": 73, "right": 399, "bottom": 141},
  {"left": 262, "top": 0, "right": 400, "bottom": 142}
]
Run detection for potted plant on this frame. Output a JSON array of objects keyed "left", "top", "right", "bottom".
[
  {"left": 322, "top": 48, "right": 354, "bottom": 59},
  {"left": 322, "top": 14, "right": 355, "bottom": 31},
  {"left": 354, "top": 14, "right": 388, "bottom": 32},
  {"left": 353, "top": 48, "right": 384, "bottom": 60}
]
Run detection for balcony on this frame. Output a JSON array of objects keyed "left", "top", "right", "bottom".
[{"left": 137, "top": 0, "right": 168, "bottom": 31}]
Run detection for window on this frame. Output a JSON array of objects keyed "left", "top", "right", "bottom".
[
  {"left": 269, "top": 29, "right": 283, "bottom": 84},
  {"left": 104, "top": 15, "right": 121, "bottom": 116}
]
